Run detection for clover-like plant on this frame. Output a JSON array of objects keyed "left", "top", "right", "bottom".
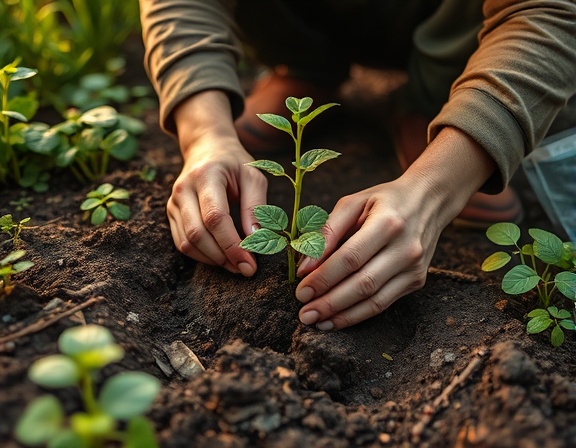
[
  {"left": 482, "top": 222, "right": 576, "bottom": 346},
  {"left": 0, "top": 214, "right": 32, "bottom": 247},
  {"left": 15, "top": 324, "right": 160, "bottom": 448},
  {"left": 81, "top": 183, "right": 131, "bottom": 226},
  {"left": 240, "top": 96, "right": 340, "bottom": 282},
  {"left": 0, "top": 249, "right": 34, "bottom": 297}
]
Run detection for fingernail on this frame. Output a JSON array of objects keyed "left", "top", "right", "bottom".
[
  {"left": 251, "top": 224, "right": 260, "bottom": 234},
  {"left": 296, "top": 286, "right": 315, "bottom": 303},
  {"left": 317, "top": 320, "right": 334, "bottom": 331},
  {"left": 237, "top": 262, "right": 254, "bottom": 277},
  {"left": 298, "top": 257, "right": 311, "bottom": 272},
  {"left": 300, "top": 310, "right": 320, "bottom": 325}
]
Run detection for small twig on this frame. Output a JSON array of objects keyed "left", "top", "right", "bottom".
[
  {"left": 428, "top": 266, "right": 479, "bottom": 283},
  {"left": 0, "top": 296, "right": 104, "bottom": 346},
  {"left": 411, "top": 346, "right": 488, "bottom": 443}
]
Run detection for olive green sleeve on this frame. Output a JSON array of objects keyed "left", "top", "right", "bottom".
[
  {"left": 428, "top": 0, "right": 576, "bottom": 193},
  {"left": 139, "top": 0, "right": 245, "bottom": 136}
]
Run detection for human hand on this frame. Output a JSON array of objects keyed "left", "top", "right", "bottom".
[
  {"left": 167, "top": 134, "right": 267, "bottom": 276},
  {"left": 167, "top": 91, "right": 269, "bottom": 276},
  {"left": 294, "top": 126, "right": 497, "bottom": 330}
]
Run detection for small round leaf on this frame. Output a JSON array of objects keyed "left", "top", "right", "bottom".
[
  {"left": 253, "top": 205, "right": 288, "bottom": 231},
  {"left": 240, "top": 229, "right": 287, "bottom": 255},
  {"left": 291, "top": 231, "right": 325, "bottom": 259},
  {"left": 99, "top": 372, "right": 161, "bottom": 419},
  {"left": 551, "top": 325, "right": 565, "bottom": 347},
  {"left": 501, "top": 264, "right": 540, "bottom": 295},
  {"left": 481, "top": 251, "right": 511, "bottom": 272},
  {"left": 296, "top": 205, "right": 328, "bottom": 233},
  {"left": 486, "top": 222, "right": 520, "bottom": 246},
  {"left": 15, "top": 395, "right": 63, "bottom": 445},
  {"left": 526, "top": 314, "right": 553, "bottom": 334},
  {"left": 29, "top": 355, "right": 80, "bottom": 388}
]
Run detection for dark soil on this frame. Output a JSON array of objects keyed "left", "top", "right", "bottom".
[{"left": 1, "top": 39, "right": 575, "bottom": 448}]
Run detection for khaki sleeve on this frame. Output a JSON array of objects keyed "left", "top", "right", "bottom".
[
  {"left": 429, "top": 0, "right": 576, "bottom": 193},
  {"left": 139, "top": 0, "right": 245, "bottom": 136}
]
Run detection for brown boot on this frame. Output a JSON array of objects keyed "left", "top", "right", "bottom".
[
  {"left": 394, "top": 113, "right": 524, "bottom": 227},
  {"left": 235, "top": 68, "right": 339, "bottom": 154}
]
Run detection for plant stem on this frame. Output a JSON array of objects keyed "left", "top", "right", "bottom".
[
  {"left": 80, "top": 371, "right": 99, "bottom": 414},
  {"left": 1, "top": 83, "right": 20, "bottom": 183},
  {"left": 287, "top": 122, "right": 305, "bottom": 283}
]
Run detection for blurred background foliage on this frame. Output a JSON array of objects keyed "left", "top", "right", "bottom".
[{"left": 0, "top": 0, "right": 143, "bottom": 112}]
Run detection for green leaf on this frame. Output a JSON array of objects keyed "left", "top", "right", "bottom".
[
  {"left": 240, "top": 229, "right": 287, "bottom": 254},
  {"left": 0, "top": 249, "right": 26, "bottom": 265},
  {"left": 486, "top": 222, "right": 520, "bottom": 246},
  {"left": 91, "top": 206, "right": 108, "bottom": 225},
  {"left": 554, "top": 309, "right": 572, "bottom": 319},
  {"left": 551, "top": 324, "right": 565, "bottom": 347},
  {"left": 7, "top": 94, "right": 39, "bottom": 120},
  {"left": 70, "top": 412, "right": 115, "bottom": 438},
  {"left": 2, "top": 110, "right": 28, "bottom": 122},
  {"left": 559, "top": 319, "right": 576, "bottom": 331},
  {"left": 297, "top": 149, "right": 341, "bottom": 172},
  {"left": 125, "top": 417, "right": 159, "bottom": 448},
  {"left": 46, "top": 429, "right": 87, "bottom": 448},
  {"left": 78, "top": 127, "right": 104, "bottom": 152},
  {"left": 12, "top": 67, "right": 38, "bottom": 81},
  {"left": 555, "top": 271, "right": 576, "bottom": 300},
  {"left": 547, "top": 306, "right": 560, "bottom": 318},
  {"left": 13, "top": 260, "right": 34, "bottom": 274},
  {"left": 245, "top": 160, "right": 285, "bottom": 176},
  {"left": 481, "top": 251, "right": 511, "bottom": 271},
  {"left": 291, "top": 231, "right": 325, "bottom": 259},
  {"left": 59, "top": 324, "right": 116, "bottom": 356},
  {"left": 253, "top": 205, "right": 288, "bottom": 231},
  {"left": 15, "top": 395, "right": 64, "bottom": 445},
  {"left": 29, "top": 355, "right": 80, "bottom": 388},
  {"left": 297, "top": 205, "right": 328, "bottom": 233},
  {"left": 23, "top": 124, "right": 61, "bottom": 154},
  {"left": 80, "top": 106, "right": 118, "bottom": 127},
  {"left": 103, "top": 129, "right": 138, "bottom": 161},
  {"left": 285, "top": 96, "right": 313, "bottom": 115},
  {"left": 107, "top": 202, "right": 131, "bottom": 221},
  {"left": 99, "top": 372, "right": 161, "bottom": 419},
  {"left": 501, "top": 264, "right": 540, "bottom": 295},
  {"left": 527, "top": 308, "right": 549, "bottom": 318},
  {"left": 520, "top": 244, "right": 534, "bottom": 256},
  {"left": 106, "top": 188, "right": 130, "bottom": 200},
  {"left": 256, "top": 113, "right": 293, "bottom": 136},
  {"left": 80, "top": 198, "right": 103, "bottom": 211},
  {"left": 298, "top": 102, "right": 339, "bottom": 127},
  {"left": 80, "top": 73, "right": 112, "bottom": 90},
  {"left": 526, "top": 314, "right": 553, "bottom": 334},
  {"left": 96, "top": 183, "right": 115, "bottom": 196},
  {"left": 74, "top": 344, "right": 125, "bottom": 371},
  {"left": 529, "top": 228, "right": 564, "bottom": 264}
]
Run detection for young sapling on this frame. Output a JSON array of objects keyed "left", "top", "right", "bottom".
[
  {"left": 0, "top": 213, "right": 32, "bottom": 247},
  {"left": 81, "top": 183, "right": 131, "bottom": 225},
  {"left": 481, "top": 222, "right": 576, "bottom": 346},
  {"left": 15, "top": 324, "right": 160, "bottom": 448},
  {"left": 240, "top": 96, "right": 340, "bottom": 282},
  {"left": 0, "top": 249, "right": 34, "bottom": 297}
]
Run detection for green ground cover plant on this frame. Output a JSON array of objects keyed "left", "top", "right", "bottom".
[
  {"left": 81, "top": 183, "right": 131, "bottom": 226},
  {"left": 0, "top": 0, "right": 141, "bottom": 111},
  {"left": 482, "top": 222, "right": 576, "bottom": 346},
  {"left": 0, "top": 214, "right": 31, "bottom": 248},
  {"left": 15, "top": 324, "right": 160, "bottom": 448},
  {"left": 0, "top": 249, "right": 33, "bottom": 297},
  {"left": 240, "top": 96, "right": 340, "bottom": 282}
]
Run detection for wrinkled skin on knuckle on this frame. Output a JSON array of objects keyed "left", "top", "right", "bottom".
[
  {"left": 184, "top": 225, "right": 205, "bottom": 246},
  {"left": 367, "top": 295, "right": 390, "bottom": 316},
  {"left": 203, "top": 207, "right": 227, "bottom": 232},
  {"left": 357, "top": 270, "right": 379, "bottom": 297},
  {"left": 341, "top": 245, "right": 364, "bottom": 272}
]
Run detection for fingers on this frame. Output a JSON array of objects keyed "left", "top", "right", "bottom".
[{"left": 299, "top": 269, "right": 426, "bottom": 330}]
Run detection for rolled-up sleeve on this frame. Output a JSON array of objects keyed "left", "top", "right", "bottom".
[
  {"left": 139, "top": 0, "right": 244, "bottom": 135},
  {"left": 429, "top": 0, "right": 576, "bottom": 193}
]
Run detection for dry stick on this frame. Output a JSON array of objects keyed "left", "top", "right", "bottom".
[
  {"left": 0, "top": 296, "right": 104, "bottom": 346},
  {"left": 411, "top": 346, "right": 489, "bottom": 443},
  {"left": 428, "top": 266, "right": 479, "bottom": 283}
]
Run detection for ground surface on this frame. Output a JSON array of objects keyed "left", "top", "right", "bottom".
[{"left": 1, "top": 41, "right": 576, "bottom": 448}]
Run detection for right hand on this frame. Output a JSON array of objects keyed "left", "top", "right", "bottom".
[{"left": 167, "top": 92, "right": 268, "bottom": 277}]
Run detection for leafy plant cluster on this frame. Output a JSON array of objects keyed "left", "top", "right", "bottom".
[
  {"left": 240, "top": 96, "right": 340, "bottom": 282},
  {"left": 482, "top": 222, "right": 576, "bottom": 346},
  {"left": 0, "top": 0, "right": 142, "bottom": 111},
  {"left": 0, "top": 214, "right": 34, "bottom": 297},
  {"left": 1, "top": 60, "right": 144, "bottom": 191},
  {"left": 15, "top": 324, "right": 160, "bottom": 448}
]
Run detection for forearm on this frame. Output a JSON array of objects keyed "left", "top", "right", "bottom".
[
  {"left": 173, "top": 90, "right": 239, "bottom": 160},
  {"left": 403, "top": 126, "right": 496, "bottom": 226},
  {"left": 430, "top": 0, "right": 576, "bottom": 192}
]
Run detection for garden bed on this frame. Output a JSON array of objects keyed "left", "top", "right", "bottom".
[{"left": 1, "top": 41, "right": 575, "bottom": 448}]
